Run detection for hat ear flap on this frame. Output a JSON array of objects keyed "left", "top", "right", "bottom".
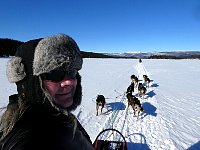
[{"left": 7, "top": 57, "right": 26, "bottom": 83}]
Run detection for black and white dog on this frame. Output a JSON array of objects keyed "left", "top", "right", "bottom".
[
  {"left": 143, "top": 75, "right": 151, "bottom": 87},
  {"left": 96, "top": 95, "right": 106, "bottom": 116},
  {"left": 126, "top": 82, "right": 135, "bottom": 95},
  {"left": 131, "top": 74, "right": 139, "bottom": 89}
]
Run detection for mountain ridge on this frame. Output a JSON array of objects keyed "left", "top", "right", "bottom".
[{"left": 104, "top": 51, "right": 200, "bottom": 59}]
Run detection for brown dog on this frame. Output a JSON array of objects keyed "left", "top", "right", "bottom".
[
  {"left": 126, "top": 93, "right": 143, "bottom": 118},
  {"left": 138, "top": 83, "right": 147, "bottom": 99},
  {"left": 96, "top": 95, "right": 106, "bottom": 116}
]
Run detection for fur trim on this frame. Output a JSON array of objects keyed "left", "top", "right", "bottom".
[
  {"left": 6, "top": 57, "right": 26, "bottom": 83},
  {"left": 33, "top": 34, "right": 83, "bottom": 76}
]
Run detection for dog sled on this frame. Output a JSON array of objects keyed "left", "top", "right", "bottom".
[{"left": 93, "top": 128, "right": 128, "bottom": 150}]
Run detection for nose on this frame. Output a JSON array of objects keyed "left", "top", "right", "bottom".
[{"left": 60, "top": 76, "right": 76, "bottom": 87}]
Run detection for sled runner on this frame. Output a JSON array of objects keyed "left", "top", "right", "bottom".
[{"left": 93, "top": 128, "right": 128, "bottom": 150}]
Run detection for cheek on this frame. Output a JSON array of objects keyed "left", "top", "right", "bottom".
[
  {"left": 43, "top": 81, "right": 59, "bottom": 96},
  {"left": 74, "top": 79, "right": 77, "bottom": 87},
  {"left": 73, "top": 80, "right": 77, "bottom": 93}
]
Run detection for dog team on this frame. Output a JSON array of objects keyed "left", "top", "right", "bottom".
[
  {"left": 96, "top": 74, "right": 151, "bottom": 119},
  {"left": 126, "top": 74, "right": 151, "bottom": 118}
]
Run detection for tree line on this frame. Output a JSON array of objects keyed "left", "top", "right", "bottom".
[
  {"left": 0, "top": 38, "right": 24, "bottom": 56},
  {"left": 0, "top": 38, "right": 113, "bottom": 58},
  {"left": 149, "top": 54, "right": 200, "bottom": 59}
]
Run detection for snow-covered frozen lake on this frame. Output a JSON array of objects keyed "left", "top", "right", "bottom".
[{"left": 1, "top": 58, "right": 200, "bottom": 150}]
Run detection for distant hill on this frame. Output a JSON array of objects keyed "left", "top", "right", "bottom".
[
  {"left": 0, "top": 38, "right": 200, "bottom": 59},
  {"left": 105, "top": 51, "right": 200, "bottom": 59}
]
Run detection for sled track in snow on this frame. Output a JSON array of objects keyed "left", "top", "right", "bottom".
[
  {"left": 98, "top": 92, "right": 127, "bottom": 139},
  {"left": 96, "top": 62, "right": 145, "bottom": 141},
  {"left": 96, "top": 63, "right": 139, "bottom": 141}
]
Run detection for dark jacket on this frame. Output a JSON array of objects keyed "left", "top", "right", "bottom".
[{"left": 0, "top": 104, "right": 95, "bottom": 150}]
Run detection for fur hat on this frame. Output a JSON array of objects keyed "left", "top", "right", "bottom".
[
  {"left": 6, "top": 34, "right": 83, "bottom": 112},
  {"left": 7, "top": 34, "right": 82, "bottom": 82}
]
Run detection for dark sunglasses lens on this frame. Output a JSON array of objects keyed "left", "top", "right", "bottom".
[
  {"left": 67, "top": 70, "right": 77, "bottom": 79},
  {"left": 42, "top": 70, "right": 77, "bottom": 82},
  {"left": 42, "top": 71, "right": 65, "bottom": 82}
]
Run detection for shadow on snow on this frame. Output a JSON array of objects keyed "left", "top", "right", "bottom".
[
  {"left": 187, "top": 141, "right": 200, "bottom": 150},
  {"left": 107, "top": 102, "right": 126, "bottom": 111},
  {"left": 126, "top": 133, "right": 150, "bottom": 150},
  {"left": 146, "top": 90, "right": 156, "bottom": 98},
  {"left": 150, "top": 83, "right": 159, "bottom": 88},
  {"left": 141, "top": 102, "right": 157, "bottom": 118},
  {"left": 101, "top": 102, "right": 126, "bottom": 115}
]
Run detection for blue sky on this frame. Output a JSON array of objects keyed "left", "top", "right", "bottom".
[{"left": 1, "top": 0, "right": 200, "bottom": 53}]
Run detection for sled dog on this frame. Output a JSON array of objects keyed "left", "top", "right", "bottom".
[
  {"left": 126, "top": 93, "right": 143, "bottom": 118},
  {"left": 126, "top": 82, "right": 135, "bottom": 95},
  {"left": 131, "top": 75, "right": 139, "bottom": 88},
  {"left": 96, "top": 95, "right": 106, "bottom": 116},
  {"left": 143, "top": 75, "right": 150, "bottom": 87},
  {"left": 138, "top": 83, "right": 146, "bottom": 99}
]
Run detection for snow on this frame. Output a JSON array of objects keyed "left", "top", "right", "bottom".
[{"left": 0, "top": 58, "right": 200, "bottom": 150}]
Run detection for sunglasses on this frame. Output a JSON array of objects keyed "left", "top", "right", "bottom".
[{"left": 41, "top": 70, "right": 77, "bottom": 82}]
